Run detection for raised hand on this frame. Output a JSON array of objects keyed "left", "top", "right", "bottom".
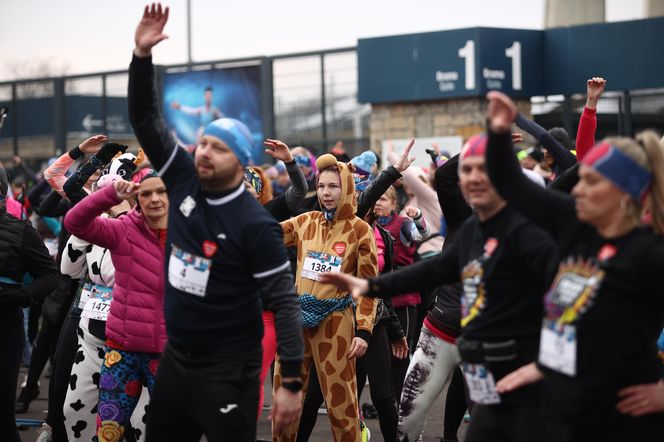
[
  {"left": 393, "top": 138, "right": 417, "bottom": 173},
  {"left": 79, "top": 135, "right": 108, "bottom": 155},
  {"left": 487, "top": 91, "right": 518, "bottom": 133},
  {"left": 134, "top": 3, "right": 170, "bottom": 57},
  {"left": 586, "top": 77, "right": 607, "bottom": 110},
  {"left": 318, "top": 272, "right": 369, "bottom": 300},
  {"left": 264, "top": 139, "right": 294, "bottom": 163},
  {"left": 114, "top": 180, "right": 140, "bottom": 201}
]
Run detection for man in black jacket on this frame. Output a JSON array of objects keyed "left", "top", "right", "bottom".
[
  {"left": 0, "top": 166, "right": 59, "bottom": 441},
  {"left": 130, "top": 5, "right": 303, "bottom": 441}
]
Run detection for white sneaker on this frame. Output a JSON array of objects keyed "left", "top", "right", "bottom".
[{"left": 35, "top": 423, "right": 52, "bottom": 442}]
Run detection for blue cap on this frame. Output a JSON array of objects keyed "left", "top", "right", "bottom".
[
  {"left": 350, "top": 151, "right": 378, "bottom": 175},
  {"left": 202, "top": 118, "right": 253, "bottom": 166}
]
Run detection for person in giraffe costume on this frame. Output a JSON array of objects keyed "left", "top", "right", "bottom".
[{"left": 275, "top": 153, "right": 378, "bottom": 442}]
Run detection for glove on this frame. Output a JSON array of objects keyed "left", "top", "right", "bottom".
[
  {"left": 94, "top": 142, "right": 128, "bottom": 165},
  {"left": 0, "top": 287, "right": 30, "bottom": 307}
]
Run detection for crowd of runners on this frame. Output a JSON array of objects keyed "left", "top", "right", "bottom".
[{"left": 1, "top": 4, "right": 663, "bottom": 442}]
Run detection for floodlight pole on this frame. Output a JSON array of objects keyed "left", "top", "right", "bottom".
[{"left": 187, "top": 0, "right": 192, "bottom": 64}]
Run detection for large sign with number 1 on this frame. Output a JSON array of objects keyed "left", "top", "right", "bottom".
[{"left": 358, "top": 27, "right": 543, "bottom": 103}]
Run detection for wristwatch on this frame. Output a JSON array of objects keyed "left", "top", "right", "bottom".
[{"left": 281, "top": 380, "right": 303, "bottom": 393}]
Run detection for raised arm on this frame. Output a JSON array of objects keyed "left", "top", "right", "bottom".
[
  {"left": 576, "top": 77, "right": 606, "bottom": 161},
  {"left": 44, "top": 135, "right": 107, "bottom": 196},
  {"left": 63, "top": 142, "right": 127, "bottom": 205},
  {"left": 129, "top": 4, "right": 182, "bottom": 173},
  {"left": 357, "top": 140, "right": 415, "bottom": 218},
  {"left": 264, "top": 139, "right": 307, "bottom": 212},
  {"left": 515, "top": 112, "right": 576, "bottom": 173},
  {"left": 486, "top": 91, "right": 575, "bottom": 238},
  {"left": 434, "top": 154, "right": 472, "bottom": 241}
]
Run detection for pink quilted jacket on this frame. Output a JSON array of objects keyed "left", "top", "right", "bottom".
[{"left": 64, "top": 185, "right": 166, "bottom": 353}]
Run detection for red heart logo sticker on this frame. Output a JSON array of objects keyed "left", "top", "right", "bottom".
[
  {"left": 484, "top": 238, "right": 498, "bottom": 257},
  {"left": 597, "top": 244, "right": 616, "bottom": 262},
  {"left": 333, "top": 242, "right": 346, "bottom": 256},
  {"left": 202, "top": 240, "right": 218, "bottom": 258}
]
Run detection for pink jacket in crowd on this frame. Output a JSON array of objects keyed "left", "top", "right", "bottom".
[{"left": 64, "top": 184, "right": 167, "bottom": 354}]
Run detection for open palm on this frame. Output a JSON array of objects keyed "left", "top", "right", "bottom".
[{"left": 135, "top": 3, "right": 170, "bottom": 56}]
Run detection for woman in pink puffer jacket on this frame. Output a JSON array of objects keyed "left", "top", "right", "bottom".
[{"left": 64, "top": 169, "right": 168, "bottom": 442}]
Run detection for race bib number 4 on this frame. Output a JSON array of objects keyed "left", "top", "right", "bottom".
[
  {"left": 81, "top": 285, "right": 113, "bottom": 321},
  {"left": 539, "top": 321, "right": 577, "bottom": 376},
  {"left": 463, "top": 363, "right": 501, "bottom": 405},
  {"left": 301, "top": 250, "right": 343, "bottom": 281},
  {"left": 168, "top": 245, "right": 211, "bottom": 297}
]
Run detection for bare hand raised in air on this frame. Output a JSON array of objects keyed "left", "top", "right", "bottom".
[
  {"left": 79, "top": 135, "right": 108, "bottom": 155},
  {"left": 586, "top": 77, "right": 607, "bottom": 109},
  {"left": 392, "top": 138, "right": 417, "bottom": 173},
  {"left": 134, "top": 3, "right": 170, "bottom": 57},
  {"left": 487, "top": 91, "right": 518, "bottom": 134},
  {"left": 264, "top": 139, "right": 294, "bottom": 163}
]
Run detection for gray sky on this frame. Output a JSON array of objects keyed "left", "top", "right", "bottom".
[{"left": 0, "top": 0, "right": 645, "bottom": 81}]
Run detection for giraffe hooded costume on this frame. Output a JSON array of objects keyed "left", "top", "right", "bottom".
[{"left": 275, "top": 154, "right": 378, "bottom": 442}]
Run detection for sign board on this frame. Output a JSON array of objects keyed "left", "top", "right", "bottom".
[
  {"left": 359, "top": 27, "right": 543, "bottom": 103},
  {"left": 162, "top": 64, "right": 264, "bottom": 164},
  {"left": 359, "top": 18, "right": 664, "bottom": 103},
  {"left": 380, "top": 136, "right": 463, "bottom": 171}
]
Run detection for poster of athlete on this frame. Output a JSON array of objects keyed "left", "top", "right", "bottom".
[{"left": 162, "top": 64, "right": 263, "bottom": 163}]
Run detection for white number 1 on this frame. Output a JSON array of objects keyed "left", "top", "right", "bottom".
[
  {"left": 505, "top": 41, "right": 522, "bottom": 90},
  {"left": 458, "top": 40, "right": 476, "bottom": 90}
]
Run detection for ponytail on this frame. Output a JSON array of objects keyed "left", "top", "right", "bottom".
[{"left": 637, "top": 131, "right": 664, "bottom": 235}]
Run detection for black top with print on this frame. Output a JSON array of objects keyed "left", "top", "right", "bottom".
[
  {"left": 370, "top": 206, "right": 557, "bottom": 404},
  {"left": 487, "top": 128, "right": 664, "bottom": 426}
]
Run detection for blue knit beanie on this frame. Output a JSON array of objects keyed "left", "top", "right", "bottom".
[
  {"left": 203, "top": 118, "right": 254, "bottom": 166},
  {"left": 350, "top": 151, "right": 378, "bottom": 175}
]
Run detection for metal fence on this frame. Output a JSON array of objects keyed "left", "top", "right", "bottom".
[
  {"left": 0, "top": 46, "right": 371, "bottom": 166},
  {"left": 531, "top": 89, "right": 664, "bottom": 141},
  {"left": 2, "top": 46, "right": 663, "bottom": 166}
]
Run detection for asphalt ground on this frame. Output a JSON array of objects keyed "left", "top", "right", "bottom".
[{"left": 17, "top": 364, "right": 468, "bottom": 441}]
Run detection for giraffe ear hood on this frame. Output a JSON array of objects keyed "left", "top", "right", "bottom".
[{"left": 315, "top": 153, "right": 357, "bottom": 221}]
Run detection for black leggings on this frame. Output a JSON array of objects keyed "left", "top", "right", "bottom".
[
  {"left": 24, "top": 318, "right": 62, "bottom": 390},
  {"left": 298, "top": 323, "right": 398, "bottom": 442},
  {"left": 392, "top": 305, "right": 418, "bottom": 402},
  {"left": 0, "top": 309, "right": 24, "bottom": 442},
  {"left": 464, "top": 403, "right": 542, "bottom": 442},
  {"left": 443, "top": 366, "right": 468, "bottom": 441},
  {"left": 47, "top": 310, "right": 81, "bottom": 442}
]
